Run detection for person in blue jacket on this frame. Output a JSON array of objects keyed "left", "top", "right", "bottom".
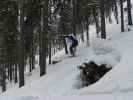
[{"left": 64, "top": 34, "right": 78, "bottom": 56}]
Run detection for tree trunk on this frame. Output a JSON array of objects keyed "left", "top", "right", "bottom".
[
  {"left": 120, "top": 0, "right": 124, "bottom": 32},
  {"left": 18, "top": 0, "right": 25, "bottom": 87},
  {"left": 29, "top": 43, "right": 35, "bottom": 72},
  {"left": 31, "top": 47, "right": 35, "bottom": 70},
  {"left": 127, "top": 0, "right": 132, "bottom": 25},
  {"left": 72, "top": 0, "right": 76, "bottom": 36},
  {"left": 93, "top": 8, "right": 100, "bottom": 37},
  {"left": 49, "top": 40, "right": 52, "bottom": 64},
  {"left": 1, "top": 64, "right": 6, "bottom": 92},
  {"left": 39, "top": 0, "right": 48, "bottom": 76},
  {"left": 80, "top": 22, "right": 84, "bottom": 42},
  {"left": 100, "top": 0, "right": 106, "bottom": 39},
  {"left": 114, "top": 0, "right": 119, "bottom": 24},
  {"left": 86, "top": 18, "right": 89, "bottom": 46},
  {"left": 14, "top": 64, "right": 18, "bottom": 83}
]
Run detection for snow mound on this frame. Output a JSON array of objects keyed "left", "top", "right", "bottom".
[
  {"left": 89, "top": 38, "right": 122, "bottom": 68},
  {"left": 88, "top": 50, "right": 121, "bottom": 68},
  {"left": 90, "top": 38, "right": 117, "bottom": 55}
]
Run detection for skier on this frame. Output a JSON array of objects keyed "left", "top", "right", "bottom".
[{"left": 63, "top": 34, "right": 78, "bottom": 56}]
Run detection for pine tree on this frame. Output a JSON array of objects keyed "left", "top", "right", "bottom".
[
  {"left": 23, "top": 0, "right": 41, "bottom": 72},
  {"left": 114, "top": 0, "right": 119, "bottom": 24},
  {"left": 39, "top": 0, "right": 49, "bottom": 76},
  {"left": 18, "top": 0, "right": 25, "bottom": 87},
  {"left": 58, "top": 0, "right": 73, "bottom": 54},
  {"left": 120, "top": 0, "right": 125, "bottom": 32},
  {"left": 100, "top": 0, "right": 106, "bottom": 39},
  {"left": 0, "top": 0, "right": 18, "bottom": 91},
  {"left": 72, "top": 0, "right": 77, "bottom": 35},
  {"left": 127, "top": 0, "right": 132, "bottom": 25}
]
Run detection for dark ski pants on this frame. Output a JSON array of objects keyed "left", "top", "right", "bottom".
[{"left": 70, "top": 44, "right": 77, "bottom": 56}]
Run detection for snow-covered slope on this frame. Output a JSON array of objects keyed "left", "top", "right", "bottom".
[
  {"left": 1, "top": 22, "right": 133, "bottom": 100},
  {"left": 1, "top": 1, "right": 133, "bottom": 100}
]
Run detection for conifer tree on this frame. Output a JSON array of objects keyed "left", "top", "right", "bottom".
[
  {"left": 127, "top": 0, "right": 132, "bottom": 25},
  {"left": 39, "top": 0, "right": 49, "bottom": 76},
  {"left": 18, "top": 0, "right": 25, "bottom": 87},
  {"left": 120, "top": 0, "right": 125, "bottom": 32}
]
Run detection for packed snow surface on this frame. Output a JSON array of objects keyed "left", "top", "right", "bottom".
[
  {"left": 1, "top": 22, "right": 133, "bottom": 100},
  {"left": 1, "top": 1, "right": 133, "bottom": 99}
]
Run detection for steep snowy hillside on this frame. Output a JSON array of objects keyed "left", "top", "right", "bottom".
[
  {"left": 1, "top": 21, "right": 133, "bottom": 100},
  {"left": 1, "top": 1, "right": 133, "bottom": 100}
]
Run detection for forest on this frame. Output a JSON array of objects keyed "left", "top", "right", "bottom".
[{"left": 0, "top": 0, "right": 132, "bottom": 93}]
